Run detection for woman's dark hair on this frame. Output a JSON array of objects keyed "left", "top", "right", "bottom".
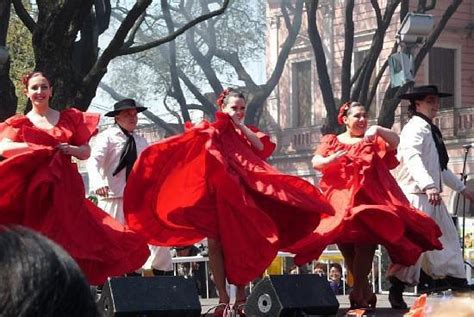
[
  {"left": 0, "top": 226, "right": 99, "bottom": 317},
  {"left": 337, "top": 101, "right": 365, "bottom": 125},
  {"left": 216, "top": 88, "right": 246, "bottom": 110},
  {"left": 21, "top": 71, "right": 51, "bottom": 89},
  {"left": 407, "top": 100, "right": 417, "bottom": 118}
]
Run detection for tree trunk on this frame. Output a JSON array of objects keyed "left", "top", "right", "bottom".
[
  {"left": 32, "top": 0, "right": 95, "bottom": 111},
  {"left": 0, "top": 0, "right": 18, "bottom": 121},
  {"left": 306, "top": 0, "right": 338, "bottom": 134}
]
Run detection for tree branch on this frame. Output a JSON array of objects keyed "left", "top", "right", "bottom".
[
  {"left": 161, "top": 0, "right": 190, "bottom": 122},
  {"left": 215, "top": 49, "right": 258, "bottom": 89},
  {"left": 80, "top": 0, "right": 152, "bottom": 103},
  {"left": 185, "top": 29, "right": 223, "bottom": 95},
  {"left": 176, "top": 67, "right": 216, "bottom": 118},
  {"left": 12, "top": 0, "right": 36, "bottom": 33},
  {"left": 305, "top": 0, "right": 338, "bottom": 132},
  {"left": 118, "top": 0, "right": 230, "bottom": 56},
  {"left": 245, "top": 0, "right": 304, "bottom": 125},
  {"left": 341, "top": 0, "right": 355, "bottom": 103},
  {"left": 370, "top": 0, "right": 382, "bottom": 28}
]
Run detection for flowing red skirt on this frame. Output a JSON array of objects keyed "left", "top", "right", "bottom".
[{"left": 124, "top": 114, "right": 334, "bottom": 284}]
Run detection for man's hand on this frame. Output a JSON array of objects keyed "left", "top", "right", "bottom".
[
  {"left": 95, "top": 186, "right": 110, "bottom": 198},
  {"left": 425, "top": 187, "right": 442, "bottom": 206}
]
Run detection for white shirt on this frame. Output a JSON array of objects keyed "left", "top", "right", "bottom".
[
  {"left": 397, "top": 115, "right": 465, "bottom": 194},
  {"left": 87, "top": 125, "right": 148, "bottom": 198}
]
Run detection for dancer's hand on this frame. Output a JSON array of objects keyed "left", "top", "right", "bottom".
[
  {"left": 328, "top": 150, "right": 347, "bottom": 163},
  {"left": 312, "top": 150, "right": 346, "bottom": 170},
  {"left": 227, "top": 110, "right": 243, "bottom": 126},
  {"left": 425, "top": 187, "right": 442, "bottom": 206},
  {"left": 95, "top": 186, "right": 110, "bottom": 198},
  {"left": 57, "top": 143, "right": 76, "bottom": 155},
  {"left": 364, "top": 126, "right": 379, "bottom": 141}
]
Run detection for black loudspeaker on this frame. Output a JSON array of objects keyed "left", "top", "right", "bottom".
[
  {"left": 98, "top": 276, "right": 201, "bottom": 317},
  {"left": 246, "top": 275, "right": 339, "bottom": 316}
]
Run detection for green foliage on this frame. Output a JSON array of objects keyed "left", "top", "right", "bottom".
[{"left": 7, "top": 6, "right": 34, "bottom": 113}]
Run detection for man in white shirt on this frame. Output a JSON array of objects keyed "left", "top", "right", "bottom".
[
  {"left": 87, "top": 99, "right": 173, "bottom": 276},
  {"left": 387, "top": 85, "right": 474, "bottom": 309}
]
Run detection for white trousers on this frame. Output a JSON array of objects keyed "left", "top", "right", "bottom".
[
  {"left": 388, "top": 193, "right": 466, "bottom": 285},
  {"left": 98, "top": 197, "right": 173, "bottom": 272}
]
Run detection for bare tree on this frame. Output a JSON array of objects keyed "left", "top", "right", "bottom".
[
  {"left": 306, "top": 0, "right": 462, "bottom": 132},
  {"left": 175, "top": 0, "right": 305, "bottom": 125},
  {"left": 103, "top": 0, "right": 303, "bottom": 131},
  {"left": 9, "top": 0, "right": 230, "bottom": 113}
]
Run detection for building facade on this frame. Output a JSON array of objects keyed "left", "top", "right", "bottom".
[{"left": 265, "top": 0, "right": 474, "bottom": 219}]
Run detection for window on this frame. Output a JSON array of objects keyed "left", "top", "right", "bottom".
[
  {"left": 429, "top": 47, "right": 455, "bottom": 109},
  {"left": 353, "top": 49, "right": 376, "bottom": 117},
  {"left": 292, "top": 60, "right": 312, "bottom": 127}
]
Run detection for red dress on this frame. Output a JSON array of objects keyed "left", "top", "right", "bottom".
[
  {"left": 289, "top": 134, "right": 443, "bottom": 266},
  {"left": 124, "top": 113, "right": 334, "bottom": 285},
  {"left": 0, "top": 109, "right": 150, "bottom": 285}
]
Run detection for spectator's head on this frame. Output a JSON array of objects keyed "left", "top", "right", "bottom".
[
  {"left": 313, "top": 262, "right": 327, "bottom": 277},
  {"left": 329, "top": 263, "right": 343, "bottom": 282},
  {"left": 0, "top": 226, "right": 99, "bottom": 317},
  {"left": 175, "top": 245, "right": 194, "bottom": 257}
]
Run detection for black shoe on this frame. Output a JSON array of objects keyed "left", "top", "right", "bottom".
[
  {"left": 152, "top": 269, "right": 174, "bottom": 276},
  {"left": 388, "top": 276, "right": 408, "bottom": 310},
  {"left": 125, "top": 271, "right": 142, "bottom": 277},
  {"left": 445, "top": 276, "right": 472, "bottom": 292}
]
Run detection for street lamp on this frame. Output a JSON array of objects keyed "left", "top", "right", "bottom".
[
  {"left": 396, "top": 12, "right": 434, "bottom": 45},
  {"left": 389, "top": 13, "right": 434, "bottom": 87},
  {"left": 0, "top": 46, "right": 9, "bottom": 71}
]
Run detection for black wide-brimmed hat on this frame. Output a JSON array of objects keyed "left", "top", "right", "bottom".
[
  {"left": 104, "top": 98, "right": 147, "bottom": 117},
  {"left": 398, "top": 85, "right": 452, "bottom": 100}
]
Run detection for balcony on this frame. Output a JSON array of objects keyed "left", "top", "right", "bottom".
[{"left": 271, "top": 106, "right": 474, "bottom": 156}]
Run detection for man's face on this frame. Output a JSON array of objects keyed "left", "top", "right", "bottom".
[
  {"left": 416, "top": 95, "right": 440, "bottom": 120},
  {"left": 115, "top": 108, "right": 138, "bottom": 132}
]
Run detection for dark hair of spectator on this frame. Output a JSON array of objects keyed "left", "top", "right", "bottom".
[
  {"left": 0, "top": 225, "right": 99, "bottom": 317},
  {"left": 329, "top": 262, "right": 343, "bottom": 274}
]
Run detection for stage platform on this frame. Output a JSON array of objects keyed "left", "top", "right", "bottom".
[{"left": 200, "top": 292, "right": 473, "bottom": 316}]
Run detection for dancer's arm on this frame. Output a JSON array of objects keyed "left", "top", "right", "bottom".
[
  {"left": 0, "top": 139, "right": 30, "bottom": 157},
  {"left": 312, "top": 150, "right": 346, "bottom": 170},
  {"left": 364, "top": 125, "right": 399, "bottom": 150},
  {"left": 235, "top": 123, "right": 264, "bottom": 151},
  {"left": 56, "top": 143, "right": 91, "bottom": 160}
]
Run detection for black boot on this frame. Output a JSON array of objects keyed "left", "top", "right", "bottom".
[
  {"left": 445, "top": 276, "right": 473, "bottom": 292},
  {"left": 388, "top": 276, "right": 408, "bottom": 309}
]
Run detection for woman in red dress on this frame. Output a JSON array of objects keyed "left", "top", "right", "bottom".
[
  {"left": 124, "top": 88, "right": 333, "bottom": 316},
  {"left": 0, "top": 71, "right": 150, "bottom": 285},
  {"left": 289, "top": 101, "right": 442, "bottom": 309}
]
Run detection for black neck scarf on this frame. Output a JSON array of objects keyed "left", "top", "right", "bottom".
[
  {"left": 413, "top": 112, "right": 449, "bottom": 170},
  {"left": 112, "top": 125, "right": 137, "bottom": 179}
]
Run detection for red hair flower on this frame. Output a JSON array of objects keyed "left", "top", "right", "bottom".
[
  {"left": 337, "top": 102, "right": 351, "bottom": 125},
  {"left": 216, "top": 88, "right": 230, "bottom": 110}
]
